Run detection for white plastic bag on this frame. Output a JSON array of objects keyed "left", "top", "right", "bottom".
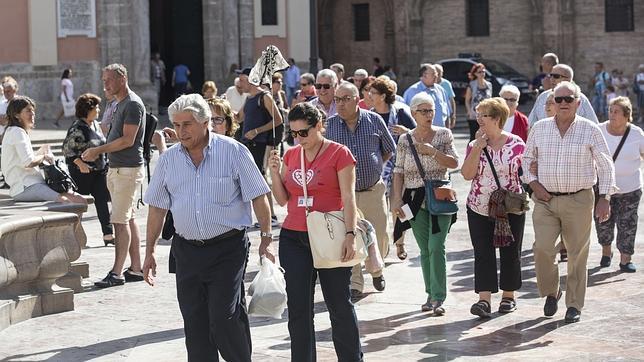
[
  {"left": 62, "top": 99, "right": 75, "bottom": 117},
  {"left": 248, "top": 256, "right": 287, "bottom": 319},
  {"left": 359, "top": 219, "right": 385, "bottom": 274}
]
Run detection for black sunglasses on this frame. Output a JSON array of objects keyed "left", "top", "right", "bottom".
[
  {"left": 554, "top": 96, "right": 576, "bottom": 104},
  {"left": 548, "top": 73, "right": 568, "bottom": 79},
  {"left": 289, "top": 125, "right": 315, "bottom": 138},
  {"left": 315, "top": 83, "right": 332, "bottom": 90}
]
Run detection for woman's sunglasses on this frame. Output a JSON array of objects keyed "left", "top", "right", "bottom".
[{"left": 289, "top": 125, "right": 314, "bottom": 138}]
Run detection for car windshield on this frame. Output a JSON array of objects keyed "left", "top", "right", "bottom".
[{"left": 481, "top": 59, "right": 518, "bottom": 75}]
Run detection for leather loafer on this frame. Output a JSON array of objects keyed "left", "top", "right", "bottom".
[
  {"left": 372, "top": 276, "right": 386, "bottom": 291},
  {"left": 600, "top": 253, "right": 613, "bottom": 268},
  {"left": 544, "top": 289, "right": 562, "bottom": 317},
  {"left": 565, "top": 307, "right": 581, "bottom": 323}
]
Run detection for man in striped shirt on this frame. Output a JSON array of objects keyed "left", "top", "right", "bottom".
[
  {"left": 523, "top": 81, "right": 615, "bottom": 324},
  {"left": 142, "top": 94, "right": 273, "bottom": 361},
  {"left": 326, "top": 82, "right": 396, "bottom": 298}
]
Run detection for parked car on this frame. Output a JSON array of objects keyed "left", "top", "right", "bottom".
[{"left": 438, "top": 56, "right": 532, "bottom": 104}]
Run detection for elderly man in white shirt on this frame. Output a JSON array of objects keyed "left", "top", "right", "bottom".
[
  {"left": 528, "top": 64, "right": 598, "bottom": 127},
  {"left": 224, "top": 77, "right": 248, "bottom": 113}
]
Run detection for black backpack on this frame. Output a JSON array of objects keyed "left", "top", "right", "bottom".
[{"left": 137, "top": 112, "right": 158, "bottom": 207}]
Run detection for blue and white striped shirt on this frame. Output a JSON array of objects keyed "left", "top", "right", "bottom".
[
  {"left": 326, "top": 109, "right": 396, "bottom": 191},
  {"left": 143, "top": 132, "right": 270, "bottom": 240}
]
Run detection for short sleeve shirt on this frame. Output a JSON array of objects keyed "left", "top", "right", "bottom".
[
  {"left": 106, "top": 92, "right": 145, "bottom": 167},
  {"left": 466, "top": 134, "right": 526, "bottom": 216},
  {"left": 281, "top": 142, "right": 356, "bottom": 232}
]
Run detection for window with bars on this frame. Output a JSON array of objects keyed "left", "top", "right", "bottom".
[
  {"left": 605, "top": 0, "right": 634, "bottom": 32},
  {"left": 353, "top": 4, "right": 370, "bottom": 41},
  {"left": 466, "top": 0, "right": 489, "bottom": 37},
  {"left": 261, "top": 0, "right": 278, "bottom": 26}
]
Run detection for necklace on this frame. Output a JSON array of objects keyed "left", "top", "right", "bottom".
[{"left": 305, "top": 139, "right": 325, "bottom": 165}]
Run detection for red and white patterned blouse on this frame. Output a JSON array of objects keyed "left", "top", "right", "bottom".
[{"left": 466, "top": 134, "right": 526, "bottom": 216}]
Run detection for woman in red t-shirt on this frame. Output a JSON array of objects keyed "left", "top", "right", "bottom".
[{"left": 268, "top": 102, "right": 363, "bottom": 361}]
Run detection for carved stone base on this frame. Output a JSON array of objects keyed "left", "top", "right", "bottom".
[{"left": 0, "top": 289, "right": 74, "bottom": 332}]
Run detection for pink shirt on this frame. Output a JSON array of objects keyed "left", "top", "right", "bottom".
[
  {"left": 466, "top": 134, "right": 525, "bottom": 216},
  {"left": 282, "top": 141, "right": 356, "bottom": 231}
]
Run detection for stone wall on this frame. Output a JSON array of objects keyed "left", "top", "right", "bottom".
[{"left": 0, "top": 61, "right": 102, "bottom": 121}]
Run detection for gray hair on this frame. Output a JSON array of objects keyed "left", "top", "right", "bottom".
[
  {"left": 168, "top": 93, "right": 212, "bottom": 124},
  {"left": 553, "top": 64, "right": 574, "bottom": 80},
  {"left": 337, "top": 82, "right": 359, "bottom": 97},
  {"left": 354, "top": 68, "right": 368, "bottom": 77},
  {"left": 553, "top": 81, "right": 581, "bottom": 99},
  {"left": 409, "top": 92, "right": 435, "bottom": 111},
  {"left": 330, "top": 63, "right": 345, "bottom": 73},
  {"left": 434, "top": 63, "right": 444, "bottom": 75},
  {"left": 542, "top": 53, "right": 559, "bottom": 66},
  {"left": 500, "top": 85, "right": 521, "bottom": 100},
  {"left": 103, "top": 63, "right": 128, "bottom": 78},
  {"left": 300, "top": 72, "right": 315, "bottom": 85},
  {"left": 234, "top": 77, "right": 240, "bottom": 86},
  {"left": 316, "top": 69, "right": 338, "bottom": 87}
]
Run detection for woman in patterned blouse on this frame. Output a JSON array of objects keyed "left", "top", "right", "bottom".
[
  {"left": 62, "top": 93, "right": 113, "bottom": 245},
  {"left": 390, "top": 92, "right": 459, "bottom": 315},
  {"left": 461, "top": 97, "right": 526, "bottom": 318}
]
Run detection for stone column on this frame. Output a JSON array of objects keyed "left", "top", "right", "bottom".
[{"left": 239, "top": 0, "right": 255, "bottom": 67}]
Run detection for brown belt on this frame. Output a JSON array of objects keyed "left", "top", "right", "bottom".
[{"left": 175, "top": 228, "right": 244, "bottom": 247}]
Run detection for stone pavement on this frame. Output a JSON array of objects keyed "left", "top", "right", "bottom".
[{"left": 1, "top": 126, "right": 644, "bottom": 361}]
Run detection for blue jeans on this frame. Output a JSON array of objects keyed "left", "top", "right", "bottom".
[
  {"left": 285, "top": 86, "right": 298, "bottom": 106},
  {"left": 279, "top": 228, "right": 363, "bottom": 362},
  {"left": 591, "top": 93, "right": 607, "bottom": 119}
]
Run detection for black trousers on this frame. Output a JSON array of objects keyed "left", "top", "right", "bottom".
[
  {"left": 69, "top": 167, "right": 113, "bottom": 236},
  {"left": 467, "top": 119, "right": 479, "bottom": 142},
  {"left": 279, "top": 228, "right": 363, "bottom": 362},
  {"left": 173, "top": 231, "right": 251, "bottom": 362},
  {"left": 467, "top": 208, "right": 525, "bottom": 293},
  {"left": 243, "top": 141, "right": 267, "bottom": 175}
]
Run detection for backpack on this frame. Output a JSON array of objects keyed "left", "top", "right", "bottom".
[{"left": 138, "top": 112, "right": 158, "bottom": 207}]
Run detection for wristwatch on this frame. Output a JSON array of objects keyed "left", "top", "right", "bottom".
[
  {"left": 260, "top": 232, "right": 273, "bottom": 238},
  {"left": 345, "top": 230, "right": 356, "bottom": 236},
  {"left": 599, "top": 194, "right": 611, "bottom": 201}
]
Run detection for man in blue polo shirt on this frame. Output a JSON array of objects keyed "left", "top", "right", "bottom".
[
  {"left": 326, "top": 82, "right": 396, "bottom": 299},
  {"left": 403, "top": 64, "right": 450, "bottom": 127}
]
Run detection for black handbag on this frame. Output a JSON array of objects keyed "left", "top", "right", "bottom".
[{"left": 41, "top": 159, "right": 78, "bottom": 193}]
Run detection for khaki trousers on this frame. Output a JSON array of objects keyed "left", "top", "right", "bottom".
[
  {"left": 532, "top": 189, "right": 594, "bottom": 311},
  {"left": 351, "top": 180, "right": 391, "bottom": 292}
]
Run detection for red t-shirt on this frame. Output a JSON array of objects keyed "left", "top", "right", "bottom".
[{"left": 281, "top": 141, "right": 356, "bottom": 231}]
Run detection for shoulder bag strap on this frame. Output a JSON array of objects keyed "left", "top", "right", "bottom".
[
  {"left": 299, "top": 146, "right": 310, "bottom": 215},
  {"left": 406, "top": 133, "right": 427, "bottom": 180},
  {"left": 482, "top": 147, "right": 502, "bottom": 190},
  {"left": 612, "top": 124, "right": 631, "bottom": 161}
]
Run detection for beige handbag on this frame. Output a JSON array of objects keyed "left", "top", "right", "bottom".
[{"left": 300, "top": 146, "right": 367, "bottom": 269}]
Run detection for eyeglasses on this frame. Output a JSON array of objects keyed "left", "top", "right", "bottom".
[
  {"left": 503, "top": 97, "right": 518, "bottom": 103},
  {"left": 300, "top": 83, "right": 311, "bottom": 87},
  {"left": 414, "top": 109, "right": 435, "bottom": 116},
  {"left": 476, "top": 113, "right": 493, "bottom": 118},
  {"left": 211, "top": 116, "right": 226, "bottom": 125},
  {"left": 315, "top": 83, "right": 332, "bottom": 90},
  {"left": 548, "top": 73, "right": 568, "bottom": 79},
  {"left": 333, "top": 96, "right": 355, "bottom": 104},
  {"left": 273, "top": 80, "right": 282, "bottom": 84},
  {"left": 476, "top": 70, "right": 485, "bottom": 74},
  {"left": 289, "top": 125, "right": 315, "bottom": 138},
  {"left": 554, "top": 96, "right": 576, "bottom": 103}
]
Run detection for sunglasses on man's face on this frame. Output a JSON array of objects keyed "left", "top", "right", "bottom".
[
  {"left": 315, "top": 83, "right": 332, "bottom": 90},
  {"left": 548, "top": 73, "right": 568, "bottom": 79},
  {"left": 289, "top": 125, "right": 314, "bottom": 138},
  {"left": 554, "top": 96, "right": 576, "bottom": 104}
]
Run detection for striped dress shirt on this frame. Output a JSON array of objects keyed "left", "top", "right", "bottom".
[
  {"left": 522, "top": 116, "right": 615, "bottom": 195},
  {"left": 527, "top": 89, "right": 598, "bottom": 126},
  {"left": 325, "top": 109, "right": 396, "bottom": 191},
  {"left": 144, "top": 132, "right": 270, "bottom": 240}
]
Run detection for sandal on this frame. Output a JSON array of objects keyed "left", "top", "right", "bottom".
[
  {"left": 103, "top": 235, "right": 115, "bottom": 247},
  {"left": 498, "top": 297, "right": 517, "bottom": 313},
  {"left": 396, "top": 244, "right": 408, "bottom": 260},
  {"left": 421, "top": 296, "right": 433, "bottom": 312},
  {"left": 470, "top": 300, "right": 491, "bottom": 318}
]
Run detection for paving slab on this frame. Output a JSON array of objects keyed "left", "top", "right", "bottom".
[{"left": 1, "top": 126, "right": 643, "bottom": 361}]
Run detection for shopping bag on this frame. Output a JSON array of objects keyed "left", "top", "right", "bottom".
[{"left": 248, "top": 256, "right": 287, "bottom": 319}]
